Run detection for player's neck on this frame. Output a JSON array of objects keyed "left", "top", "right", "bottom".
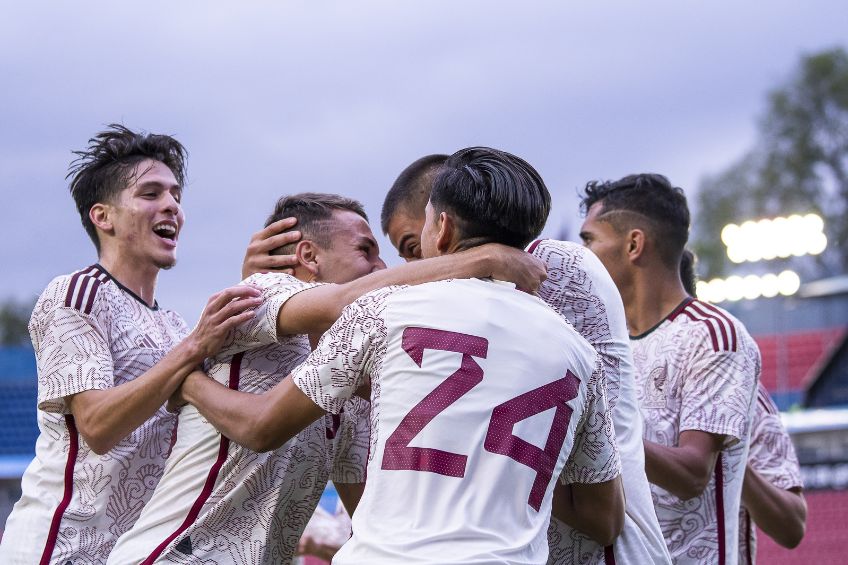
[
  {"left": 624, "top": 270, "right": 689, "bottom": 336},
  {"left": 97, "top": 251, "right": 159, "bottom": 308}
]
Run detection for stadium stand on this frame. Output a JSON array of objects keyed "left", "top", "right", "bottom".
[
  {"left": 754, "top": 327, "right": 846, "bottom": 409},
  {"left": 757, "top": 488, "right": 848, "bottom": 563}
]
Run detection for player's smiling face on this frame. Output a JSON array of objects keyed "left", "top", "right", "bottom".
[
  {"left": 386, "top": 208, "right": 425, "bottom": 262},
  {"left": 107, "top": 159, "right": 184, "bottom": 270},
  {"left": 313, "top": 210, "right": 386, "bottom": 283}
]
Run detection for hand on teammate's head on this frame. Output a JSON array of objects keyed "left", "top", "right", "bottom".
[{"left": 241, "top": 217, "right": 301, "bottom": 279}]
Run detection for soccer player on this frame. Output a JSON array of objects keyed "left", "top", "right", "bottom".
[
  {"left": 174, "top": 147, "right": 624, "bottom": 563},
  {"left": 381, "top": 155, "right": 669, "bottom": 564},
  {"left": 678, "top": 251, "right": 806, "bottom": 563},
  {"left": 108, "top": 191, "right": 547, "bottom": 564},
  {"left": 0, "top": 125, "right": 261, "bottom": 564},
  {"left": 578, "top": 173, "right": 760, "bottom": 564}
]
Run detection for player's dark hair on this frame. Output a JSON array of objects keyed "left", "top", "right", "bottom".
[
  {"left": 381, "top": 154, "right": 449, "bottom": 234},
  {"left": 580, "top": 173, "right": 690, "bottom": 269},
  {"left": 430, "top": 147, "right": 550, "bottom": 249},
  {"left": 680, "top": 249, "right": 698, "bottom": 297},
  {"left": 67, "top": 124, "right": 187, "bottom": 253},
  {"left": 265, "top": 193, "right": 368, "bottom": 255}
]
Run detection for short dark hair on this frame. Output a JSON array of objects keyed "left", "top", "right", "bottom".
[
  {"left": 67, "top": 124, "right": 187, "bottom": 253},
  {"left": 429, "top": 147, "right": 550, "bottom": 250},
  {"left": 381, "top": 154, "right": 448, "bottom": 234},
  {"left": 265, "top": 192, "right": 368, "bottom": 255},
  {"left": 580, "top": 173, "right": 690, "bottom": 269},
  {"left": 680, "top": 249, "right": 698, "bottom": 296}
]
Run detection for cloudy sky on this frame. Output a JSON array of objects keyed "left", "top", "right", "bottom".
[{"left": 2, "top": 1, "right": 845, "bottom": 322}]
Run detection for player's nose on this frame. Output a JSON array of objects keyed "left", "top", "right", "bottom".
[{"left": 372, "top": 256, "right": 387, "bottom": 272}]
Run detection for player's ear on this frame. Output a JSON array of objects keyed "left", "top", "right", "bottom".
[
  {"left": 627, "top": 228, "right": 646, "bottom": 263},
  {"left": 295, "top": 240, "right": 320, "bottom": 278},
  {"left": 89, "top": 203, "right": 114, "bottom": 234},
  {"left": 435, "top": 211, "right": 454, "bottom": 254}
]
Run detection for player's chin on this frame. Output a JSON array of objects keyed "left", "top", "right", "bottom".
[{"left": 155, "top": 254, "right": 178, "bottom": 270}]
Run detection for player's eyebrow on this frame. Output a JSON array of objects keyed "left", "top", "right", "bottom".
[{"left": 397, "top": 233, "right": 414, "bottom": 254}]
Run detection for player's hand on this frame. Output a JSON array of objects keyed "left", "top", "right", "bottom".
[
  {"left": 481, "top": 243, "right": 547, "bottom": 293},
  {"left": 241, "top": 217, "right": 301, "bottom": 279},
  {"left": 183, "top": 285, "right": 262, "bottom": 362}
]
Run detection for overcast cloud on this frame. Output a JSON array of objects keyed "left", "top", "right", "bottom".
[{"left": 2, "top": 1, "right": 845, "bottom": 322}]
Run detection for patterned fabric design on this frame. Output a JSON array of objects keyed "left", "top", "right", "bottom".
[
  {"left": 532, "top": 240, "right": 621, "bottom": 407},
  {"left": 292, "top": 279, "right": 620, "bottom": 564},
  {"left": 562, "top": 355, "right": 620, "bottom": 485},
  {"left": 632, "top": 299, "right": 760, "bottom": 564},
  {"left": 292, "top": 286, "right": 397, "bottom": 417},
  {"left": 215, "top": 272, "right": 319, "bottom": 358},
  {"left": 0, "top": 265, "right": 188, "bottom": 565},
  {"left": 532, "top": 240, "right": 669, "bottom": 565},
  {"left": 110, "top": 273, "right": 369, "bottom": 565},
  {"left": 737, "top": 383, "right": 803, "bottom": 564}
]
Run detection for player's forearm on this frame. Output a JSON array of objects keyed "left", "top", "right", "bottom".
[
  {"left": 276, "top": 246, "right": 501, "bottom": 336},
  {"left": 644, "top": 439, "right": 716, "bottom": 500},
  {"left": 553, "top": 477, "right": 625, "bottom": 546},
  {"left": 67, "top": 340, "right": 205, "bottom": 454},
  {"left": 335, "top": 482, "right": 365, "bottom": 515},
  {"left": 742, "top": 466, "right": 806, "bottom": 548},
  {"left": 181, "top": 371, "right": 277, "bottom": 452},
  {"left": 183, "top": 372, "right": 326, "bottom": 453}
]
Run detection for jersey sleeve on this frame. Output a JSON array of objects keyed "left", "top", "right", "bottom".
[
  {"left": 291, "top": 288, "right": 395, "bottom": 415},
  {"left": 562, "top": 355, "right": 621, "bottom": 484},
  {"left": 330, "top": 397, "right": 371, "bottom": 483},
  {"left": 30, "top": 279, "right": 114, "bottom": 414},
  {"left": 748, "top": 384, "right": 803, "bottom": 491},
  {"left": 214, "top": 273, "right": 319, "bottom": 358},
  {"left": 679, "top": 332, "right": 759, "bottom": 445}
]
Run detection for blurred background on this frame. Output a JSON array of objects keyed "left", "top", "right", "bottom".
[{"left": 1, "top": 2, "right": 846, "bottom": 562}]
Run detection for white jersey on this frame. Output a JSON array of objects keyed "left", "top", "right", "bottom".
[
  {"left": 0, "top": 264, "right": 188, "bottom": 565},
  {"left": 291, "top": 278, "right": 621, "bottom": 564},
  {"left": 631, "top": 297, "right": 759, "bottom": 565},
  {"left": 529, "top": 240, "right": 670, "bottom": 565},
  {"left": 108, "top": 273, "right": 370, "bottom": 565},
  {"left": 738, "top": 383, "right": 802, "bottom": 565}
]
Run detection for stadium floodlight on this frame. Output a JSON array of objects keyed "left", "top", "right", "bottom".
[
  {"left": 696, "top": 270, "right": 801, "bottom": 304},
  {"left": 722, "top": 213, "right": 826, "bottom": 263}
]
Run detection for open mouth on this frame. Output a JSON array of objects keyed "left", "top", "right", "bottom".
[{"left": 153, "top": 222, "right": 178, "bottom": 242}]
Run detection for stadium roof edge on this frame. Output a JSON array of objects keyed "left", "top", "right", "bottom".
[
  {"left": 799, "top": 275, "right": 848, "bottom": 299},
  {"left": 782, "top": 407, "right": 848, "bottom": 434}
]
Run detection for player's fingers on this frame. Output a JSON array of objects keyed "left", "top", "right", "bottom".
[
  {"left": 249, "top": 217, "right": 297, "bottom": 243},
  {"left": 252, "top": 230, "right": 302, "bottom": 254},
  {"left": 218, "top": 308, "right": 258, "bottom": 332},
  {"left": 204, "top": 285, "right": 261, "bottom": 315}
]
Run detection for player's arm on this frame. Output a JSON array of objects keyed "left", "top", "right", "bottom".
[
  {"left": 67, "top": 286, "right": 261, "bottom": 454},
  {"left": 557, "top": 357, "right": 625, "bottom": 545},
  {"left": 742, "top": 464, "right": 806, "bottom": 548},
  {"left": 643, "top": 430, "right": 724, "bottom": 500},
  {"left": 273, "top": 243, "right": 547, "bottom": 337},
  {"left": 552, "top": 477, "right": 625, "bottom": 546},
  {"left": 180, "top": 370, "right": 325, "bottom": 453},
  {"left": 335, "top": 483, "right": 365, "bottom": 516},
  {"left": 182, "top": 291, "right": 380, "bottom": 453}
]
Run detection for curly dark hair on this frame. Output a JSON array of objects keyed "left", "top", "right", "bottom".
[
  {"left": 580, "top": 173, "right": 690, "bottom": 269},
  {"left": 67, "top": 124, "right": 187, "bottom": 252}
]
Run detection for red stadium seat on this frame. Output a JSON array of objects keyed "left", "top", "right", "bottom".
[{"left": 756, "top": 490, "right": 848, "bottom": 563}]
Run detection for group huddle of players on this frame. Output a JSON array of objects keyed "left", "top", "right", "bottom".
[{"left": 0, "top": 125, "right": 805, "bottom": 565}]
